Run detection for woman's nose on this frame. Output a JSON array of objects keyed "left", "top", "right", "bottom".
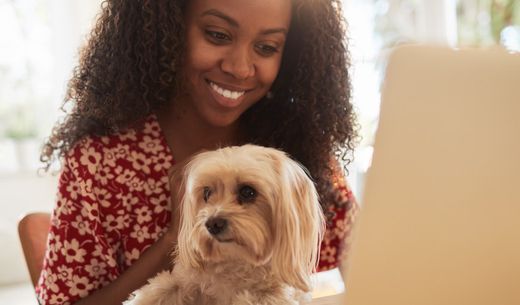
[{"left": 220, "top": 46, "right": 255, "bottom": 80}]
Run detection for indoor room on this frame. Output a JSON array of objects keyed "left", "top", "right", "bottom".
[{"left": 1, "top": 0, "right": 518, "bottom": 304}]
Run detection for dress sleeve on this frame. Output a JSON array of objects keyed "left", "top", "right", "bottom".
[
  {"left": 318, "top": 165, "right": 360, "bottom": 271},
  {"left": 36, "top": 139, "right": 120, "bottom": 305}
]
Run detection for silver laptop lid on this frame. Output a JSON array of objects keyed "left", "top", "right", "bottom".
[{"left": 343, "top": 45, "right": 520, "bottom": 305}]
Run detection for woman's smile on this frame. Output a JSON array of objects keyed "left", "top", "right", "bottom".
[{"left": 206, "top": 79, "right": 250, "bottom": 108}]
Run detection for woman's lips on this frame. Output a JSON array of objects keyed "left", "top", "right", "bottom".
[{"left": 206, "top": 79, "right": 250, "bottom": 108}]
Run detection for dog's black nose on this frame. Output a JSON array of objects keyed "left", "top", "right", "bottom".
[{"left": 205, "top": 217, "right": 228, "bottom": 235}]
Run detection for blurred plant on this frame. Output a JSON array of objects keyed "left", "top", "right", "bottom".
[
  {"left": 0, "top": 0, "right": 52, "bottom": 141},
  {"left": 490, "top": 0, "right": 519, "bottom": 41},
  {"left": 457, "top": 0, "right": 520, "bottom": 48},
  {"left": 1, "top": 103, "right": 38, "bottom": 140},
  {"left": 372, "top": 0, "right": 421, "bottom": 49}
]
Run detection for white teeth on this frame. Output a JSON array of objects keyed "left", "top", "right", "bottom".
[{"left": 210, "top": 82, "right": 245, "bottom": 100}]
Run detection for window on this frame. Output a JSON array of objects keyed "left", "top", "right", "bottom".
[
  {"left": 0, "top": 0, "right": 101, "bottom": 172},
  {"left": 343, "top": 0, "right": 519, "bottom": 200}
]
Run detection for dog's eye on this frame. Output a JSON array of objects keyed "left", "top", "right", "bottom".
[
  {"left": 203, "top": 187, "right": 212, "bottom": 202},
  {"left": 238, "top": 185, "right": 257, "bottom": 204}
]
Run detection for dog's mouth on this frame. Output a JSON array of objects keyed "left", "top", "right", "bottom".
[{"left": 214, "top": 236, "right": 234, "bottom": 243}]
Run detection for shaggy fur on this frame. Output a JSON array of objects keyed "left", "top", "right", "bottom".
[{"left": 125, "top": 145, "right": 325, "bottom": 305}]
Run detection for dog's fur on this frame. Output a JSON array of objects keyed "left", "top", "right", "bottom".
[{"left": 125, "top": 145, "right": 325, "bottom": 305}]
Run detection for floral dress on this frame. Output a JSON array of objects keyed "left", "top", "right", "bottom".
[{"left": 35, "top": 115, "right": 358, "bottom": 305}]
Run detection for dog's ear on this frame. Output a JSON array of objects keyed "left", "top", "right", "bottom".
[
  {"left": 268, "top": 150, "right": 326, "bottom": 292},
  {"left": 171, "top": 155, "right": 204, "bottom": 269}
]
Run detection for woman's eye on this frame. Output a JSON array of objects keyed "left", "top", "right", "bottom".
[
  {"left": 238, "top": 185, "right": 257, "bottom": 204},
  {"left": 205, "top": 30, "right": 230, "bottom": 43},
  {"left": 203, "top": 187, "right": 212, "bottom": 202},
  {"left": 256, "top": 44, "right": 279, "bottom": 56}
]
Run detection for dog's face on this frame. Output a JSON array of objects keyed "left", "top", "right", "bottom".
[{"left": 175, "top": 145, "right": 325, "bottom": 291}]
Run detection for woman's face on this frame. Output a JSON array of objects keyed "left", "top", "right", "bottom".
[{"left": 182, "top": 0, "right": 292, "bottom": 128}]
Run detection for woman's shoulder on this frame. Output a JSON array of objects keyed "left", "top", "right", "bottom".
[
  {"left": 63, "top": 115, "right": 172, "bottom": 176},
  {"left": 71, "top": 115, "right": 161, "bottom": 148}
]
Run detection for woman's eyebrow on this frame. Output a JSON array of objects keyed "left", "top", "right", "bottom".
[
  {"left": 201, "top": 9, "right": 288, "bottom": 36},
  {"left": 201, "top": 9, "right": 239, "bottom": 28}
]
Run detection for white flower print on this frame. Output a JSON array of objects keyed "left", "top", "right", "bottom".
[
  {"left": 333, "top": 218, "right": 348, "bottom": 240},
  {"left": 124, "top": 248, "right": 140, "bottom": 266},
  {"left": 85, "top": 258, "right": 108, "bottom": 278},
  {"left": 128, "top": 176, "right": 145, "bottom": 193},
  {"left": 106, "top": 256, "right": 117, "bottom": 268},
  {"left": 117, "top": 192, "right": 139, "bottom": 209},
  {"left": 96, "top": 164, "right": 115, "bottom": 185},
  {"left": 79, "top": 146, "right": 102, "bottom": 175},
  {"left": 102, "top": 214, "right": 125, "bottom": 232},
  {"left": 150, "top": 225, "right": 163, "bottom": 240},
  {"left": 119, "top": 129, "right": 137, "bottom": 141},
  {"left": 57, "top": 266, "right": 73, "bottom": 282},
  {"left": 115, "top": 166, "right": 136, "bottom": 185},
  {"left": 100, "top": 136, "right": 110, "bottom": 145},
  {"left": 37, "top": 291, "right": 48, "bottom": 305},
  {"left": 79, "top": 179, "right": 96, "bottom": 201},
  {"left": 138, "top": 135, "right": 164, "bottom": 155},
  {"left": 143, "top": 120, "right": 161, "bottom": 137},
  {"left": 45, "top": 273, "right": 60, "bottom": 293},
  {"left": 159, "top": 174, "right": 169, "bottom": 186},
  {"left": 92, "top": 243, "right": 104, "bottom": 259},
  {"left": 49, "top": 292, "right": 67, "bottom": 305},
  {"left": 47, "top": 235, "right": 62, "bottom": 265},
  {"left": 130, "top": 151, "right": 152, "bottom": 174},
  {"left": 144, "top": 178, "right": 164, "bottom": 196},
  {"left": 113, "top": 143, "right": 130, "bottom": 158},
  {"left": 65, "top": 182, "right": 82, "bottom": 200},
  {"left": 39, "top": 117, "right": 190, "bottom": 304},
  {"left": 71, "top": 215, "right": 89, "bottom": 235},
  {"left": 135, "top": 206, "right": 152, "bottom": 224},
  {"left": 152, "top": 151, "right": 172, "bottom": 172},
  {"left": 150, "top": 193, "right": 170, "bottom": 214},
  {"left": 94, "top": 187, "right": 113, "bottom": 208},
  {"left": 61, "top": 239, "right": 87, "bottom": 263},
  {"left": 322, "top": 228, "right": 336, "bottom": 247},
  {"left": 66, "top": 275, "right": 94, "bottom": 297},
  {"left": 320, "top": 244, "right": 337, "bottom": 264},
  {"left": 67, "top": 157, "right": 79, "bottom": 173},
  {"left": 102, "top": 149, "right": 117, "bottom": 168},
  {"left": 81, "top": 200, "right": 101, "bottom": 222},
  {"left": 55, "top": 197, "right": 78, "bottom": 218},
  {"left": 130, "top": 224, "right": 151, "bottom": 243}
]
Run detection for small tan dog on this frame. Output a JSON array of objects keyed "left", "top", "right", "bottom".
[{"left": 126, "top": 145, "right": 325, "bottom": 305}]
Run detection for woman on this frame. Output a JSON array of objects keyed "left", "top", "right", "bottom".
[{"left": 37, "top": 0, "right": 358, "bottom": 304}]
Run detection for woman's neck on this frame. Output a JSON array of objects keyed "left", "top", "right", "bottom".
[{"left": 156, "top": 99, "right": 244, "bottom": 163}]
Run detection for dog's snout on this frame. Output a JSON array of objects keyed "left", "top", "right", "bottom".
[{"left": 205, "top": 217, "right": 228, "bottom": 235}]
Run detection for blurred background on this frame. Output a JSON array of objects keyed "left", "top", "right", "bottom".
[{"left": 0, "top": 0, "right": 518, "bottom": 304}]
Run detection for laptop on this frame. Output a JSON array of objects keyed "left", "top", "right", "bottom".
[{"left": 340, "top": 45, "right": 520, "bottom": 305}]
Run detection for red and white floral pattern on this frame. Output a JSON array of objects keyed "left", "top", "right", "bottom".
[{"left": 35, "top": 115, "right": 357, "bottom": 305}]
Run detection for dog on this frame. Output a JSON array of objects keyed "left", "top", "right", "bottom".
[{"left": 125, "top": 144, "right": 325, "bottom": 305}]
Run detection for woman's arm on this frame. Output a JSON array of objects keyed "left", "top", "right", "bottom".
[
  {"left": 317, "top": 162, "right": 359, "bottom": 273},
  {"left": 74, "top": 230, "right": 177, "bottom": 305},
  {"left": 36, "top": 136, "right": 182, "bottom": 305},
  {"left": 74, "top": 148, "right": 187, "bottom": 305}
]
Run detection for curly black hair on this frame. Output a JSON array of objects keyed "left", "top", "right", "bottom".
[{"left": 42, "top": 0, "right": 358, "bottom": 215}]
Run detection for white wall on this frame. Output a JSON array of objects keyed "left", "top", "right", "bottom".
[
  {"left": 0, "top": 172, "right": 58, "bottom": 285},
  {"left": 0, "top": 0, "right": 102, "bottom": 287}
]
